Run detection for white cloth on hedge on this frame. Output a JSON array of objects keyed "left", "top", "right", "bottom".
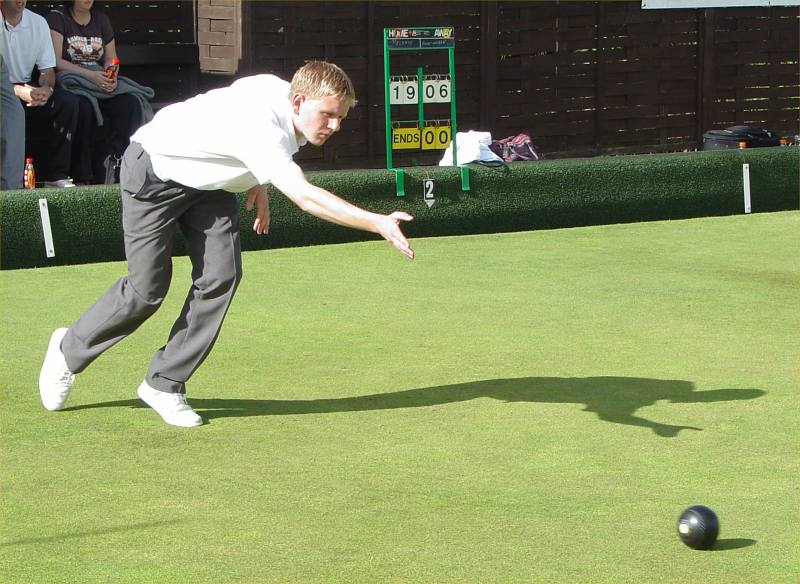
[{"left": 439, "top": 130, "right": 502, "bottom": 166}]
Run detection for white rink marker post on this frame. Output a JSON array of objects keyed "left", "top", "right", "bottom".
[
  {"left": 38, "top": 198, "right": 56, "bottom": 257},
  {"left": 742, "top": 163, "right": 752, "bottom": 214}
]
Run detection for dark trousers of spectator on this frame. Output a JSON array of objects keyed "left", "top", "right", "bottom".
[
  {"left": 1, "top": 53, "right": 24, "bottom": 190},
  {"left": 23, "top": 86, "right": 81, "bottom": 183},
  {"left": 73, "top": 93, "right": 144, "bottom": 184}
]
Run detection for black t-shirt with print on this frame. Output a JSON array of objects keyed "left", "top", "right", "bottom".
[{"left": 45, "top": 8, "right": 114, "bottom": 66}]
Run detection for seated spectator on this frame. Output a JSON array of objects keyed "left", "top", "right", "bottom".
[
  {"left": 1, "top": 0, "right": 80, "bottom": 188},
  {"left": 47, "top": 0, "right": 153, "bottom": 184},
  {"left": 1, "top": 18, "right": 25, "bottom": 190}
]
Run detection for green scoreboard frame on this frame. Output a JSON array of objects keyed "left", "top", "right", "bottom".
[{"left": 383, "top": 26, "right": 470, "bottom": 196}]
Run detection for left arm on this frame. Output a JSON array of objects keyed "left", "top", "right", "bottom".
[
  {"left": 246, "top": 184, "right": 270, "bottom": 235},
  {"left": 38, "top": 67, "right": 55, "bottom": 92},
  {"left": 102, "top": 39, "right": 118, "bottom": 70}
]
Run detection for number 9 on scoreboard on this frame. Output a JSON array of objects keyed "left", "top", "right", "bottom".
[{"left": 389, "top": 79, "right": 419, "bottom": 105}]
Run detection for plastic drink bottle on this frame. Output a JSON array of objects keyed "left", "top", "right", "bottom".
[
  {"left": 104, "top": 57, "right": 120, "bottom": 80},
  {"left": 23, "top": 157, "right": 36, "bottom": 189}
]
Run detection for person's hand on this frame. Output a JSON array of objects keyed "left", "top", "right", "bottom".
[
  {"left": 246, "top": 185, "right": 270, "bottom": 235},
  {"left": 19, "top": 84, "right": 51, "bottom": 107},
  {"left": 90, "top": 69, "right": 115, "bottom": 92},
  {"left": 376, "top": 211, "right": 414, "bottom": 259}
]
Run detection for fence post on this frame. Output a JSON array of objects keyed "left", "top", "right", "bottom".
[
  {"left": 696, "top": 8, "right": 716, "bottom": 147},
  {"left": 480, "top": 1, "right": 498, "bottom": 131},
  {"left": 367, "top": 2, "right": 376, "bottom": 166},
  {"left": 240, "top": 0, "right": 254, "bottom": 75},
  {"left": 594, "top": 1, "right": 607, "bottom": 155}
]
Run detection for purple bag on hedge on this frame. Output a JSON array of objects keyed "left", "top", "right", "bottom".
[{"left": 489, "top": 133, "right": 542, "bottom": 162}]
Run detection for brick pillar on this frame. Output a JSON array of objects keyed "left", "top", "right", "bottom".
[{"left": 198, "top": 0, "right": 242, "bottom": 74}]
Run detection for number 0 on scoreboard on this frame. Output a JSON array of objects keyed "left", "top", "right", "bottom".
[{"left": 421, "top": 125, "right": 451, "bottom": 150}]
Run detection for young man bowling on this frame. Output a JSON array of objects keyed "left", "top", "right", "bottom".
[{"left": 38, "top": 61, "right": 414, "bottom": 427}]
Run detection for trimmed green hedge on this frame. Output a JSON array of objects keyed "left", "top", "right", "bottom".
[{"left": 1, "top": 147, "right": 798, "bottom": 270}]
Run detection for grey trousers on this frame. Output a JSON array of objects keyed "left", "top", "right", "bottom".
[
  {"left": 0, "top": 53, "right": 24, "bottom": 190},
  {"left": 61, "top": 142, "right": 243, "bottom": 394}
]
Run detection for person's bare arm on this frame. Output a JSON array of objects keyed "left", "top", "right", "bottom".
[
  {"left": 246, "top": 184, "right": 270, "bottom": 235},
  {"left": 270, "top": 164, "right": 414, "bottom": 259}
]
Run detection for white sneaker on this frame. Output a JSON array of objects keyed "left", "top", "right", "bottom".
[
  {"left": 137, "top": 381, "right": 203, "bottom": 427},
  {"left": 44, "top": 179, "right": 76, "bottom": 188},
  {"left": 39, "top": 328, "right": 75, "bottom": 411}
]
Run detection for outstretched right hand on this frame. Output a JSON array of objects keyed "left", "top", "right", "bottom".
[
  {"left": 269, "top": 163, "right": 415, "bottom": 258},
  {"left": 376, "top": 212, "right": 414, "bottom": 259}
]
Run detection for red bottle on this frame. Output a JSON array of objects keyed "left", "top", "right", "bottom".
[
  {"left": 23, "top": 157, "right": 36, "bottom": 189},
  {"left": 104, "top": 57, "right": 120, "bottom": 80}
]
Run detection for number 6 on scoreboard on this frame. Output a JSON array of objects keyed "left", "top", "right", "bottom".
[{"left": 437, "top": 79, "right": 450, "bottom": 102}]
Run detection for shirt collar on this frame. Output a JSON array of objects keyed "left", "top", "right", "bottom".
[{"left": 5, "top": 9, "right": 32, "bottom": 30}]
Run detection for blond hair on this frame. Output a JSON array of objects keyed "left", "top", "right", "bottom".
[{"left": 289, "top": 61, "right": 357, "bottom": 107}]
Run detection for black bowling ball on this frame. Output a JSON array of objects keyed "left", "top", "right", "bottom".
[{"left": 677, "top": 505, "right": 719, "bottom": 550}]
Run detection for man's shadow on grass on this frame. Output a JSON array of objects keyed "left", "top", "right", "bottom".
[
  {"left": 0, "top": 520, "right": 182, "bottom": 547},
  {"left": 68, "top": 376, "right": 764, "bottom": 437}
]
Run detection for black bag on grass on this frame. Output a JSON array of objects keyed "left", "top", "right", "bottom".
[{"left": 702, "top": 125, "right": 780, "bottom": 150}]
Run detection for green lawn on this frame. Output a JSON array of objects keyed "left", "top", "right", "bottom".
[{"left": 1, "top": 211, "right": 798, "bottom": 584}]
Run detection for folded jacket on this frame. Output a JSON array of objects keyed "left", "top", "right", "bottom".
[{"left": 57, "top": 68, "right": 155, "bottom": 127}]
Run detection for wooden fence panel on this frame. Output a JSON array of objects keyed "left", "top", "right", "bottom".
[
  {"left": 21, "top": 1, "right": 800, "bottom": 169},
  {"left": 27, "top": 1, "right": 196, "bottom": 44},
  {"left": 708, "top": 8, "right": 800, "bottom": 131},
  {"left": 240, "top": 1, "right": 797, "bottom": 166},
  {"left": 246, "top": 2, "right": 366, "bottom": 167},
  {"left": 25, "top": 1, "right": 198, "bottom": 104}
]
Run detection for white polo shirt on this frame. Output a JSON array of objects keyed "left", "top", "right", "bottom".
[
  {"left": 0, "top": 9, "right": 56, "bottom": 84},
  {"left": 131, "top": 75, "right": 307, "bottom": 193}
]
